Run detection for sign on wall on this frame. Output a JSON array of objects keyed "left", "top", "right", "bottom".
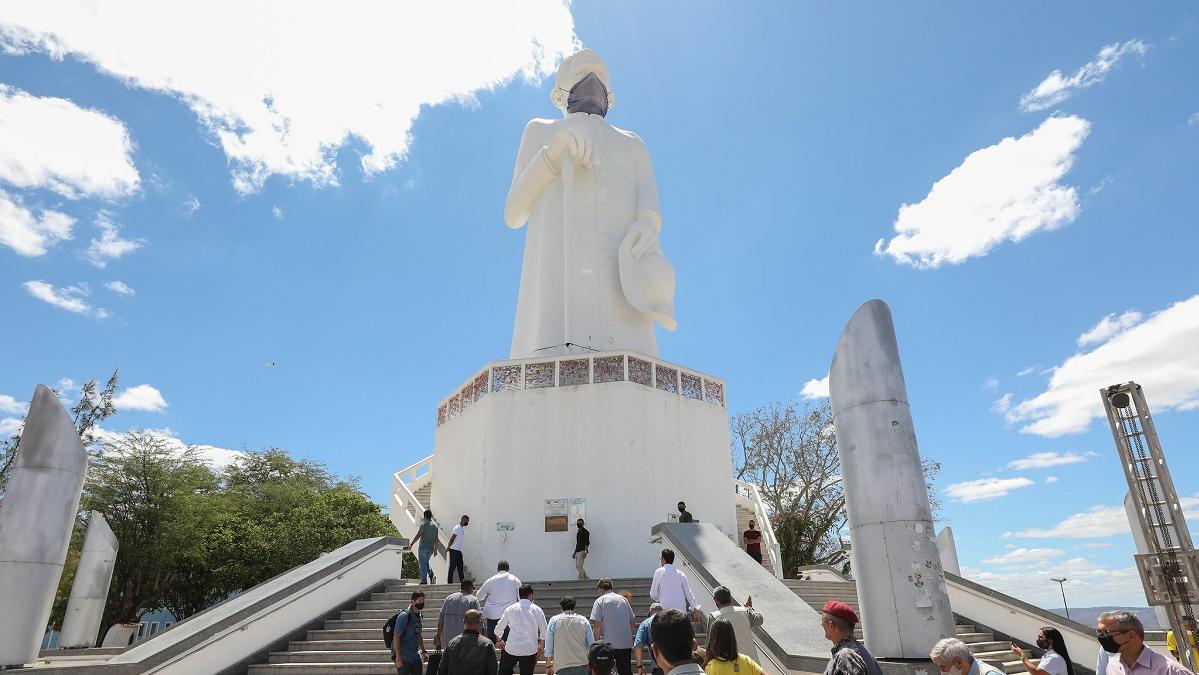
[
  {"left": 496, "top": 522, "right": 515, "bottom": 531},
  {"left": 569, "top": 497, "right": 586, "bottom": 523},
  {"left": 545, "top": 499, "right": 569, "bottom": 532}
]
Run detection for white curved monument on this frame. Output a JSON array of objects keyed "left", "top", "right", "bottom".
[
  {"left": 410, "top": 50, "right": 735, "bottom": 582},
  {"left": 0, "top": 385, "right": 88, "bottom": 668},
  {"left": 59, "top": 511, "right": 119, "bottom": 649},
  {"left": 937, "top": 526, "right": 961, "bottom": 577},
  {"left": 829, "top": 300, "right": 955, "bottom": 659}
]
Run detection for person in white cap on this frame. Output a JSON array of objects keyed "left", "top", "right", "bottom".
[{"left": 503, "top": 48, "right": 675, "bottom": 360}]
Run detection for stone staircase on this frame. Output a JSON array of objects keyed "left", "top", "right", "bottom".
[
  {"left": 249, "top": 577, "right": 684, "bottom": 674},
  {"left": 409, "top": 482, "right": 472, "bottom": 583},
  {"left": 734, "top": 504, "right": 777, "bottom": 577},
  {"left": 783, "top": 579, "right": 1034, "bottom": 674}
]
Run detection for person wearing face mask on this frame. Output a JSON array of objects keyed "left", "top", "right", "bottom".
[
  {"left": 930, "top": 637, "right": 1004, "bottom": 675},
  {"left": 1010, "top": 627, "right": 1074, "bottom": 675},
  {"left": 393, "top": 590, "right": 430, "bottom": 675},
  {"left": 503, "top": 49, "right": 676, "bottom": 360},
  {"left": 1092, "top": 610, "right": 1192, "bottom": 675}
]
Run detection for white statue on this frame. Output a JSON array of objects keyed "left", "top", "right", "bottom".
[{"left": 504, "top": 49, "right": 676, "bottom": 359}]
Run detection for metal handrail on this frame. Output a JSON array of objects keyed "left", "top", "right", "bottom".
[{"left": 734, "top": 479, "right": 784, "bottom": 580}]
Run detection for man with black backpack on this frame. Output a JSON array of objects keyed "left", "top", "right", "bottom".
[{"left": 387, "top": 590, "right": 429, "bottom": 675}]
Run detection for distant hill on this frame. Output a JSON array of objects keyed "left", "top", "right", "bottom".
[{"left": 1049, "top": 607, "right": 1160, "bottom": 630}]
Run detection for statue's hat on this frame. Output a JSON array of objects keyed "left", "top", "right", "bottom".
[{"left": 619, "top": 231, "right": 676, "bottom": 331}]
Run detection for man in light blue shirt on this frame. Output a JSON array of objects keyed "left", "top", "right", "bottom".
[
  {"left": 634, "top": 603, "right": 663, "bottom": 675},
  {"left": 546, "top": 596, "right": 594, "bottom": 675}
]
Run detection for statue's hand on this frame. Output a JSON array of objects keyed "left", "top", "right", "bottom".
[
  {"left": 546, "top": 128, "right": 592, "bottom": 167},
  {"left": 628, "top": 215, "right": 659, "bottom": 259}
]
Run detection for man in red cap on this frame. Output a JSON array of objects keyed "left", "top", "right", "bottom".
[{"left": 820, "top": 601, "right": 883, "bottom": 675}]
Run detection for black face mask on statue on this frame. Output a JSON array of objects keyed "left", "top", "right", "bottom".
[{"left": 567, "top": 72, "right": 609, "bottom": 117}]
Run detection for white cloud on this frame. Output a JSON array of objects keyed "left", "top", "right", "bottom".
[
  {"left": 0, "top": 417, "right": 22, "bottom": 436},
  {"left": 104, "top": 280, "right": 135, "bottom": 295},
  {"left": 0, "top": 394, "right": 26, "bottom": 414},
  {"left": 1016, "top": 366, "right": 1038, "bottom": 378},
  {"left": 84, "top": 212, "right": 142, "bottom": 267},
  {"left": 1007, "top": 495, "right": 1199, "bottom": 539},
  {"left": 982, "top": 547, "right": 1064, "bottom": 568},
  {"left": 112, "top": 384, "right": 167, "bottom": 412},
  {"left": 0, "top": 2, "right": 577, "bottom": 193},
  {"left": 1009, "top": 294, "right": 1199, "bottom": 437},
  {"left": 1020, "top": 40, "right": 1149, "bottom": 112},
  {"left": 1078, "top": 310, "right": 1142, "bottom": 347},
  {"left": 1045, "top": 476, "right": 1059, "bottom": 484},
  {"left": 964, "top": 557, "right": 1145, "bottom": 607},
  {"left": 0, "top": 83, "right": 139, "bottom": 199},
  {"left": 23, "top": 280, "right": 107, "bottom": 318},
  {"left": 0, "top": 186, "right": 74, "bottom": 256},
  {"left": 1007, "top": 451, "right": 1089, "bottom": 470},
  {"left": 183, "top": 196, "right": 201, "bottom": 215},
  {"left": 801, "top": 375, "right": 829, "bottom": 399},
  {"left": 875, "top": 115, "right": 1090, "bottom": 268},
  {"left": 271, "top": 206, "right": 283, "bottom": 219},
  {"left": 94, "top": 425, "right": 242, "bottom": 469},
  {"left": 992, "top": 393, "right": 1014, "bottom": 418},
  {"left": 983, "top": 377, "right": 1000, "bottom": 391},
  {"left": 945, "top": 476, "right": 1035, "bottom": 503},
  {"left": 1189, "top": 112, "right": 1199, "bottom": 126}
]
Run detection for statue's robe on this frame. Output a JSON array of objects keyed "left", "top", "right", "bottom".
[{"left": 504, "top": 111, "right": 662, "bottom": 359}]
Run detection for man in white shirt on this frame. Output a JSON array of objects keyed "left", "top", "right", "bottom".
[
  {"left": 447, "top": 514, "right": 469, "bottom": 584},
  {"left": 496, "top": 584, "right": 549, "bottom": 675},
  {"left": 649, "top": 550, "right": 701, "bottom": 625},
  {"left": 478, "top": 560, "right": 522, "bottom": 641},
  {"left": 707, "top": 586, "right": 763, "bottom": 663}
]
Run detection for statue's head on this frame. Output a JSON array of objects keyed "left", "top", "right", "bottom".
[{"left": 551, "top": 49, "right": 615, "bottom": 116}]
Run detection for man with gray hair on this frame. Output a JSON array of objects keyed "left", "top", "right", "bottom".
[
  {"left": 708, "top": 586, "right": 763, "bottom": 663},
  {"left": 1096, "top": 610, "right": 1191, "bottom": 675},
  {"left": 930, "top": 637, "right": 1004, "bottom": 675}
]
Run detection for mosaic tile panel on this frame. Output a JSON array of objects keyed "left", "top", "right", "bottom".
[
  {"left": 473, "top": 372, "right": 489, "bottom": 401},
  {"left": 437, "top": 403, "right": 447, "bottom": 426},
  {"left": 655, "top": 365, "right": 678, "bottom": 393},
  {"left": 681, "top": 372, "right": 703, "bottom": 400},
  {"left": 525, "top": 361, "right": 556, "bottom": 389},
  {"left": 704, "top": 379, "right": 725, "bottom": 407},
  {"left": 594, "top": 355, "right": 625, "bottom": 383},
  {"left": 491, "top": 365, "right": 522, "bottom": 393},
  {"left": 559, "top": 358, "right": 590, "bottom": 386},
  {"left": 628, "top": 357, "right": 652, "bottom": 386},
  {"left": 448, "top": 393, "right": 462, "bottom": 418},
  {"left": 460, "top": 383, "right": 474, "bottom": 410}
]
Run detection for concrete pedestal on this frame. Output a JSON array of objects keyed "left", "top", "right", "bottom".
[
  {"left": 59, "top": 512, "right": 119, "bottom": 648},
  {"left": 430, "top": 351, "right": 735, "bottom": 581}
]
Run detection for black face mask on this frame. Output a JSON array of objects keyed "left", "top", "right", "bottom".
[
  {"left": 1098, "top": 635, "right": 1122, "bottom": 653},
  {"left": 567, "top": 72, "right": 608, "bottom": 117},
  {"left": 1036, "top": 637, "right": 1050, "bottom": 649},
  {"left": 414, "top": 602, "right": 425, "bottom": 611}
]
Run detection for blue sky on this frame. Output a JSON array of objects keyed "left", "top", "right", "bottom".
[{"left": 1, "top": 2, "right": 1197, "bottom": 609}]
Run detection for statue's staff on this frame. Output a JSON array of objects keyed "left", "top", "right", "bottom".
[{"left": 560, "top": 154, "right": 574, "bottom": 352}]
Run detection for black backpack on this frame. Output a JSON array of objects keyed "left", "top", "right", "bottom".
[{"left": 384, "top": 609, "right": 419, "bottom": 649}]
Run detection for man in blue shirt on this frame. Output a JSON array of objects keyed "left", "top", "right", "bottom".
[
  {"left": 393, "top": 590, "right": 428, "bottom": 675},
  {"left": 634, "top": 603, "right": 663, "bottom": 675}
]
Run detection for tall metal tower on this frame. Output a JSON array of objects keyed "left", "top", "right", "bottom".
[{"left": 1101, "top": 382, "right": 1198, "bottom": 672}]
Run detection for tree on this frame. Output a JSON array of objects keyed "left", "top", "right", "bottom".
[
  {"left": 83, "top": 431, "right": 218, "bottom": 634},
  {"left": 0, "top": 369, "right": 119, "bottom": 500},
  {"left": 731, "top": 400, "right": 942, "bottom": 578}
]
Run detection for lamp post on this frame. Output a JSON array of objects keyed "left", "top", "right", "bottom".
[{"left": 1051, "top": 577, "right": 1070, "bottom": 619}]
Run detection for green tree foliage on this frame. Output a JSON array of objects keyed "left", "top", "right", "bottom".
[
  {"left": 57, "top": 435, "right": 396, "bottom": 638},
  {"left": 730, "top": 400, "right": 942, "bottom": 578}
]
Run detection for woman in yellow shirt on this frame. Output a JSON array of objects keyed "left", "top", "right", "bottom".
[{"left": 703, "top": 619, "right": 768, "bottom": 675}]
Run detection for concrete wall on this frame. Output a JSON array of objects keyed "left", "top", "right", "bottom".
[{"left": 432, "top": 358, "right": 735, "bottom": 582}]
